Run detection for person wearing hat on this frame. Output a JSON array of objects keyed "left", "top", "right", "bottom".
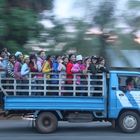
[
  {"left": 21, "top": 55, "right": 30, "bottom": 78},
  {"left": 15, "top": 51, "right": 22, "bottom": 58},
  {"left": 14, "top": 51, "right": 23, "bottom": 79},
  {"left": 71, "top": 55, "right": 84, "bottom": 85},
  {"left": 20, "top": 55, "right": 30, "bottom": 95}
]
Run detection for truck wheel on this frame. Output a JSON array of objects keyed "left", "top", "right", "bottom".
[
  {"left": 118, "top": 111, "right": 140, "bottom": 133},
  {"left": 36, "top": 112, "right": 58, "bottom": 133}
]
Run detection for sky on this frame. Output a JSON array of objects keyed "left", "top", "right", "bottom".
[
  {"left": 54, "top": 0, "right": 84, "bottom": 19},
  {"left": 54, "top": 0, "right": 128, "bottom": 19}
]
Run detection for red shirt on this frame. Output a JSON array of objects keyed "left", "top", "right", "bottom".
[
  {"left": 29, "top": 62, "right": 38, "bottom": 72},
  {"left": 66, "top": 61, "right": 73, "bottom": 84}
]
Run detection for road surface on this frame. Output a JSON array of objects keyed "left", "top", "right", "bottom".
[{"left": 0, "top": 120, "right": 140, "bottom": 140}]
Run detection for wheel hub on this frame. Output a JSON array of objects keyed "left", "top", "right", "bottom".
[
  {"left": 123, "top": 115, "right": 137, "bottom": 130},
  {"left": 43, "top": 118, "right": 51, "bottom": 127}
]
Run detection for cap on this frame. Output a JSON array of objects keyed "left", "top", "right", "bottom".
[
  {"left": 76, "top": 55, "right": 83, "bottom": 61},
  {"left": 24, "top": 55, "right": 29, "bottom": 61},
  {"left": 15, "top": 51, "right": 22, "bottom": 57}
]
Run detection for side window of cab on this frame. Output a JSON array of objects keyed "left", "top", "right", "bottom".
[
  {"left": 118, "top": 76, "right": 139, "bottom": 92},
  {"left": 134, "top": 77, "right": 140, "bottom": 90},
  {"left": 118, "top": 76, "right": 127, "bottom": 92}
]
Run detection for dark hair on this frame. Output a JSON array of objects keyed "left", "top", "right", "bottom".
[
  {"left": 84, "top": 57, "right": 90, "bottom": 63},
  {"left": 98, "top": 56, "right": 104, "bottom": 61},
  {"left": 96, "top": 57, "right": 105, "bottom": 64},
  {"left": 126, "top": 77, "right": 133, "bottom": 85},
  {"left": 62, "top": 56, "right": 68, "bottom": 61},
  {"left": 46, "top": 55, "right": 51, "bottom": 61},
  {"left": 38, "top": 50, "right": 45, "bottom": 55},
  {"left": 68, "top": 54, "right": 75, "bottom": 60},
  {"left": 30, "top": 54, "right": 37, "bottom": 60},
  {"left": 2, "top": 48, "right": 7, "bottom": 52},
  {"left": 0, "top": 51, "right": 4, "bottom": 56},
  {"left": 9, "top": 55, "right": 15, "bottom": 59},
  {"left": 55, "top": 55, "right": 61, "bottom": 60},
  {"left": 91, "top": 55, "right": 97, "bottom": 59}
]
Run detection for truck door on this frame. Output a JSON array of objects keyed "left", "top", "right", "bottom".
[{"left": 117, "top": 75, "right": 140, "bottom": 108}]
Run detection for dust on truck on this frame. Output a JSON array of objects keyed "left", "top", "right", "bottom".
[{"left": 0, "top": 68, "right": 140, "bottom": 133}]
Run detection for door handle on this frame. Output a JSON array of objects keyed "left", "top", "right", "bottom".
[{"left": 112, "top": 87, "right": 117, "bottom": 90}]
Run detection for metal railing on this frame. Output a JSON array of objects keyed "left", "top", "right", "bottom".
[{"left": 0, "top": 72, "right": 106, "bottom": 97}]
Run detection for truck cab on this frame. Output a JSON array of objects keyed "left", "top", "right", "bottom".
[{"left": 109, "top": 69, "right": 140, "bottom": 133}]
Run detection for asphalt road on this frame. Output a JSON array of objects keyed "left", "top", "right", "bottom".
[{"left": 0, "top": 120, "right": 140, "bottom": 140}]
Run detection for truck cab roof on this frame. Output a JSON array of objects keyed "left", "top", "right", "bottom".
[{"left": 110, "top": 67, "right": 140, "bottom": 75}]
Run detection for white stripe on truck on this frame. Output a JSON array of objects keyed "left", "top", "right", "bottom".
[{"left": 116, "top": 91, "right": 132, "bottom": 107}]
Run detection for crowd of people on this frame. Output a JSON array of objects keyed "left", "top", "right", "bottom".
[{"left": 0, "top": 48, "right": 108, "bottom": 85}]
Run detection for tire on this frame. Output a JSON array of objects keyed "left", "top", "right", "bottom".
[
  {"left": 35, "top": 112, "right": 58, "bottom": 133},
  {"left": 118, "top": 111, "right": 140, "bottom": 133}
]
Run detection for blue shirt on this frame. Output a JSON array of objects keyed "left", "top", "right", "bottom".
[{"left": 21, "top": 63, "right": 30, "bottom": 77}]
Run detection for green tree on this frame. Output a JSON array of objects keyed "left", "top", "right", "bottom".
[
  {"left": 93, "top": 0, "right": 115, "bottom": 30},
  {"left": 72, "top": 0, "right": 117, "bottom": 61},
  {"left": 93, "top": 0, "right": 116, "bottom": 65},
  {"left": 0, "top": 0, "right": 54, "bottom": 53},
  {"left": 62, "top": 19, "right": 100, "bottom": 56},
  {"left": 125, "top": 0, "right": 140, "bottom": 32},
  {"left": 48, "top": 18, "right": 66, "bottom": 43}
]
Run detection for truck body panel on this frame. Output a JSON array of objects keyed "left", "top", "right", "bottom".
[{"left": 4, "top": 96, "right": 106, "bottom": 113}]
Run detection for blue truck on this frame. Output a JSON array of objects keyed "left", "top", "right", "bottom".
[{"left": 0, "top": 69, "right": 140, "bottom": 133}]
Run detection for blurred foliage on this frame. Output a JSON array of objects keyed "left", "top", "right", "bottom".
[
  {"left": 0, "top": 0, "right": 139, "bottom": 67},
  {"left": 125, "top": 0, "right": 140, "bottom": 31},
  {"left": 61, "top": 19, "right": 101, "bottom": 56},
  {"left": 117, "top": 34, "right": 140, "bottom": 50},
  {"left": 128, "top": 0, "right": 140, "bottom": 9},
  {"left": 48, "top": 18, "right": 66, "bottom": 43},
  {"left": 0, "top": 0, "right": 53, "bottom": 53},
  {"left": 6, "top": 0, "right": 53, "bottom": 12},
  {"left": 60, "top": 0, "right": 116, "bottom": 58},
  {"left": 93, "top": 0, "right": 116, "bottom": 30}
]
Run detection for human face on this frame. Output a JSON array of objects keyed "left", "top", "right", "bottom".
[
  {"left": 57, "top": 56, "right": 62, "bottom": 62},
  {"left": 10, "top": 56, "right": 15, "bottom": 63},
  {"left": 40, "top": 51, "right": 46, "bottom": 59},
  {"left": 70, "top": 55, "right": 76, "bottom": 62},
  {"left": 3, "top": 48, "right": 7, "bottom": 52},
  {"left": 58, "top": 58, "right": 63, "bottom": 63},
  {"left": 92, "top": 59, "right": 97, "bottom": 64},
  {"left": 100, "top": 59, "right": 105, "bottom": 65},
  {"left": 86, "top": 58, "right": 91, "bottom": 65},
  {"left": 25, "top": 58, "right": 30, "bottom": 64},
  {"left": 0, "top": 52, "right": 5, "bottom": 58},
  {"left": 19, "top": 54, "right": 24, "bottom": 61},
  {"left": 64, "top": 57, "right": 68, "bottom": 64},
  {"left": 31, "top": 58, "right": 36, "bottom": 63}
]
